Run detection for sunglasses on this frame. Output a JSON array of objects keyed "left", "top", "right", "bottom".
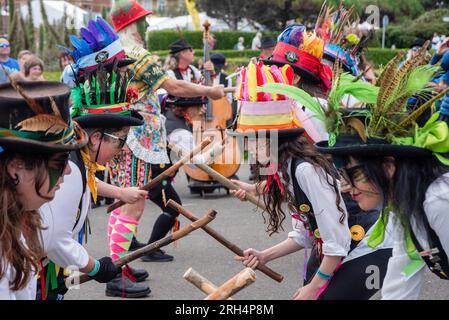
[
  {"left": 338, "top": 164, "right": 369, "bottom": 189},
  {"left": 103, "top": 132, "right": 127, "bottom": 149},
  {"left": 0, "top": 44, "right": 11, "bottom": 48}
]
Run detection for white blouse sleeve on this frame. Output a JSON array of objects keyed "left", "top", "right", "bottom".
[
  {"left": 40, "top": 162, "right": 90, "bottom": 269},
  {"left": 423, "top": 174, "right": 449, "bottom": 257},
  {"left": 295, "top": 162, "right": 351, "bottom": 256},
  {"left": 381, "top": 215, "right": 425, "bottom": 300},
  {"left": 288, "top": 218, "right": 313, "bottom": 248}
]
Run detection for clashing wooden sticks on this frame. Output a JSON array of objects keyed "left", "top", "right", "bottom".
[
  {"left": 66, "top": 210, "right": 217, "bottom": 287},
  {"left": 168, "top": 200, "right": 284, "bottom": 283},
  {"left": 184, "top": 267, "right": 256, "bottom": 300}
]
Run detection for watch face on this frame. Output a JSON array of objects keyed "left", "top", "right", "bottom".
[
  {"left": 95, "top": 51, "right": 110, "bottom": 63},
  {"left": 285, "top": 51, "right": 299, "bottom": 63}
]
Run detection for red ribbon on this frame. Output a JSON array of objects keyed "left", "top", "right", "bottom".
[{"left": 263, "top": 167, "right": 285, "bottom": 195}]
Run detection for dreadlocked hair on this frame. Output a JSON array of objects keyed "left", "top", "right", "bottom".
[{"left": 253, "top": 136, "right": 345, "bottom": 235}]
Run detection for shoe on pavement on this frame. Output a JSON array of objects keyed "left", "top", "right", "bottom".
[{"left": 140, "top": 249, "right": 174, "bottom": 262}]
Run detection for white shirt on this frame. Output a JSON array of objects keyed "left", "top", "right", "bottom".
[
  {"left": 382, "top": 173, "right": 449, "bottom": 299},
  {"left": 40, "top": 161, "right": 90, "bottom": 270},
  {"left": 167, "top": 65, "right": 202, "bottom": 83},
  {"left": 287, "top": 160, "right": 351, "bottom": 257},
  {"left": 0, "top": 264, "right": 36, "bottom": 300},
  {"left": 213, "top": 72, "right": 233, "bottom": 102}
]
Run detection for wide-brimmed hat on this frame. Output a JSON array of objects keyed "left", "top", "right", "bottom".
[
  {"left": 0, "top": 81, "right": 87, "bottom": 153},
  {"left": 111, "top": 0, "right": 153, "bottom": 32},
  {"left": 226, "top": 62, "right": 304, "bottom": 140},
  {"left": 165, "top": 95, "right": 207, "bottom": 108},
  {"left": 169, "top": 39, "right": 193, "bottom": 55}
]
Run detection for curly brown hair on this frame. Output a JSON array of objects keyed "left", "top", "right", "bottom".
[
  {"left": 0, "top": 152, "right": 47, "bottom": 291},
  {"left": 253, "top": 136, "right": 345, "bottom": 235}
]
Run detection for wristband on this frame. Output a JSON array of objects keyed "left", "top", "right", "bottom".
[
  {"left": 87, "top": 259, "right": 101, "bottom": 276},
  {"left": 316, "top": 269, "right": 332, "bottom": 281}
]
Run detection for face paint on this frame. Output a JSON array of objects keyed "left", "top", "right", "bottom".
[{"left": 47, "top": 153, "right": 69, "bottom": 191}]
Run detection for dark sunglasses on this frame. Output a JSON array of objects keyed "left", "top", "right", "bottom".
[
  {"left": 338, "top": 164, "right": 369, "bottom": 188},
  {"left": 103, "top": 132, "right": 127, "bottom": 149}
]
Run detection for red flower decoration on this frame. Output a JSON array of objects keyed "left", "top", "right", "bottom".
[{"left": 126, "top": 87, "right": 139, "bottom": 103}]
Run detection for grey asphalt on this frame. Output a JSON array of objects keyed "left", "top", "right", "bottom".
[{"left": 65, "top": 164, "right": 449, "bottom": 300}]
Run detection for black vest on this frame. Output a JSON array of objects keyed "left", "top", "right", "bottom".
[
  {"left": 164, "top": 106, "right": 192, "bottom": 137},
  {"left": 290, "top": 158, "right": 380, "bottom": 284},
  {"left": 410, "top": 215, "right": 449, "bottom": 280}
]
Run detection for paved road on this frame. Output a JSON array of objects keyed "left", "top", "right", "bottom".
[{"left": 66, "top": 165, "right": 449, "bottom": 300}]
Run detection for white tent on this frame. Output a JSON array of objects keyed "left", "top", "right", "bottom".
[
  {"left": 147, "top": 12, "right": 263, "bottom": 32},
  {"left": 20, "top": 0, "right": 88, "bottom": 30}
]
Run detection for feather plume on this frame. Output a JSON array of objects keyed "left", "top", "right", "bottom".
[
  {"left": 346, "top": 117, "right": 367, "bottom": 142},
  {"left": 80, "top": 27, "right": 100, "bottom": 52},
  {"left": 96, "top": 16, "right": 119, "bottom": 44},
  {"left": 49, "top": 97, "right": 62, "bottom": 118},
  {"left": 17, "top": 115, "right": 68, "bottom": 135}
]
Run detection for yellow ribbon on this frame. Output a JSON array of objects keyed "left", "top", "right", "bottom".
[
  {"left": 393, "top": 112, "right": 449, "bottom": 165},
  {"left": 80, "top": 147, "right": 106, "bottom": 204}
]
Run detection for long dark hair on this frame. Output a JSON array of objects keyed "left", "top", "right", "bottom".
[
  {"left": 254, "top": 136, "right": 345, "bottom": 235},
  {"left": 351, "top": 155, "right": 449, "bottom": 236},
  {"left": 0, "top": 152, "right": 48, "bottom": 291}
]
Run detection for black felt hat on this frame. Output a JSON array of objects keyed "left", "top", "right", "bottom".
[
  {"left": 260, "top": 36, "right": 276, "bottom": 49},
  {"left": 0, "top": 81, "right": 88, "bottom": 153},
  {"left": 169, "top": 39, "right": 193, "bottom": 54},
  {"left": 165, "top": 95, "right": 207, "bottom": 108}
]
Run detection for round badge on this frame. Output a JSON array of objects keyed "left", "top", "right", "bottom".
[
  {"left": 314, "top": 229, "right": 321, "bottom": 239},
  {"left": 299, "top": 204, "right": 310, "bottom": 213},
  {"left": 95, "top": 51, "right": 110, "bottom": 63},
  {"left": 285, "top": 51, "right": 299, "bottom": 63},
  {"left": 162, "top": 180, "right": 168, "bottom": 186},
  {"left": 350, "top": 225, "right": 365, "bottom": 242},
  {"left": 160, "top": 163, "right": 166, "bottom": 169}
]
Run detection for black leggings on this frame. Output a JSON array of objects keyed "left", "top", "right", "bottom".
[
  {"left": 317, "top": 248, "right": 392, "bottom": 300},
  {"left": 146, "top": 164, "right": 182, "bottom": 244}
]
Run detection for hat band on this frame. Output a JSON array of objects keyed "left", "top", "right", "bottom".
[
  {"left": 0, "top": 122, "right": 79, "bottom": 146},
  {"left": 74, "top": 102, "right": 132, "bottom": 116},
  {"left": 78, "top": 40, "right": 126, "bottom": 71}
]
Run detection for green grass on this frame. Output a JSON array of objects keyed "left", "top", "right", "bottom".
[{"left": 44, "top": 71, "right": 62, "bottom": 82}]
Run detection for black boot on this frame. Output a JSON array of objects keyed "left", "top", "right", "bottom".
[
  {"left": 127, "top": 266, "right": 149, "bottom": 282},
  {"left": 129, "top": 236, "right": 146, "bottom": 252},
  {"left": 105, "top": 274, "right": 151, "bottom": 298},
  {"left": 141, "top": 249, "right": 174, "bottom": 262}
]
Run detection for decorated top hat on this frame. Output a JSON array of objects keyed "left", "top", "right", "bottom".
[
  {"left": 262, "top": 48, "right": 449, "bottom": 163},
  {"left": 67, "top": 16, "right": 135, "bottom": 77},
  {"left": 111, "top": 0, "right": 153, "bottom": 32},
  {"left": 263, "top": 24, "right": 332, "bottom": 93},
  {"left": 226, "top": 62, "right": 304, "bottom": 140},
  {"left": 169, "top": 39, "right": 193, "bottom": 55},
  {"left": 69, "top": 17, "right": 144, "bottom": 129},
  {"left": 0, "top": 81, "right": 87, "bottom": 153},
  {"left": 315, "top": 4, "right": 365, "bottom": 77}
]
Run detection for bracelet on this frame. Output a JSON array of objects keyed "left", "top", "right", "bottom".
[
  {"left": 87, "top": 259, "right": 101, "bottom": 277},
  {"left": 316, "top": 269, "right": 332, "bottom": 281}
]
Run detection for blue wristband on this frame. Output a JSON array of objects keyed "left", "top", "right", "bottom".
[
  {"left": 316, "top": 269, "right": 332, "bottom": 281},
  {"left": 87, "top": 259, "right": 100, "bottom": 277}
]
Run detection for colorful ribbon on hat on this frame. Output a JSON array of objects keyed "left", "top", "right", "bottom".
[{"left": 392, "top": 112, "right": 449, "bottom": 165}]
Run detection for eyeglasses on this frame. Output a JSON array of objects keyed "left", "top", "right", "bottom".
[
  {"left": 338, "top": 164, "right": 369, "bottom": 189},
  {"left": 103, "top": 132, "right": 127, "bottom": 149},
  {"left": 0, "top": 44, "right": 11, "bottom": 48}
]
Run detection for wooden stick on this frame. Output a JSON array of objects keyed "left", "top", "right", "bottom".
[
  {"left": 223, "top": 87, "right": 236, "bottom": 93},
  {"left": 67, "top": 210, "right": 217, "bottom": 287},
  {"left": 106, "top": 137, "right": 213, "bottom": 213},
  {"left": 204, "top": 268, "right": 256, "bottom": 300},
  {"left": 183, "top": 267, "right": 233, "bottom": 300},
  {"left": 168, "top": 142, "right": 266, "bottom": 211},
  {"left": 168, "top": 200, "right": 284, "bottom": 283}
]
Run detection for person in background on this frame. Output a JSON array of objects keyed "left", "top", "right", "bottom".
[
  {"left": 251, "top": 32, "right": 262, "bottom": 50},
  {"left": 17, "top": 50, "right": 33, "bottom": 79},
  {"left": 0, "top": 38, "right": 19, "bottom": 73},
  {"left": 210, "top": 53, "right": 232, "bottom": 102},
  {"left": 399, "top": 38, "right": 430, "bottom": 69},
  {"left": 24, "top": 56, "right": 45, "bottom": 81},
  {"left": 432, "top": 32, "right": 441, "bottom": 50},
  {"left": 259, "top": 36, "right": 276, "bottom": 60},
  {"left": 234, "top": 37, "right": 245, "bottom": 51}
]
